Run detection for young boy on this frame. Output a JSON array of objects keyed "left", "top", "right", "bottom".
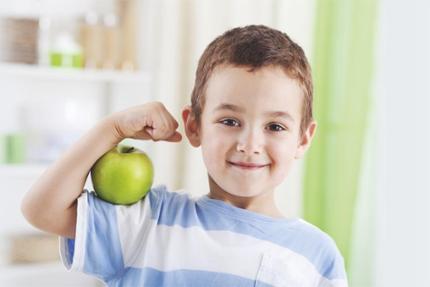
[{"left": 21, "top": 25, "right": 347, "bottom": 286}]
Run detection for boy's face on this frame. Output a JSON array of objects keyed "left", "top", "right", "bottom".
[{"left": 183, "top": 65, "right": 316, "bottom": 199}]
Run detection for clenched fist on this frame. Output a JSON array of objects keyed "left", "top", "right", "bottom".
[{"left": 107, "top": 101, "right": 182, "bottom": 143}]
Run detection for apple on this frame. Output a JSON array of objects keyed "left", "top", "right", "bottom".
[{"left": 90, "top": 145, "right": 154, "bottom": 205}]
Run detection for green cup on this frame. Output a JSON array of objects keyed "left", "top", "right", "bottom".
[{"left": 6, "top": 133, "right": 26, "bottom": 164}]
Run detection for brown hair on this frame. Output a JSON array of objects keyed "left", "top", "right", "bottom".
[{"left": 190, "top": 25, "right": 313, "bottom": 136}]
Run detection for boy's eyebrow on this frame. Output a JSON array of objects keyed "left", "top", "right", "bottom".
[
  {"left": 214, "top": 103, "right": 295, "bottom": 123},
  {"left": 214, "top": 103, "right": 245, "bottom": 113},
  {"left": 266, "top": 111, "right": 295, "bottom": 123}
]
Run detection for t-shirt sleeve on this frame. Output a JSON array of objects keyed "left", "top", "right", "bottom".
[
  {"left": 319, "top": 239, "right": 348, "bottom": 287},
  {"left": 59, "top": 186, "right": 166, "bottom": 283}
]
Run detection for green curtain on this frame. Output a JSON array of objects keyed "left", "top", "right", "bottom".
[{"left": 302, "top": 0, "right": 379, "bottom": 278}]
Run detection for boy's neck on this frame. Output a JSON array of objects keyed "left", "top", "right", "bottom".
[{"left": 207, "top": 176, "right": 285, "bottom": 219}]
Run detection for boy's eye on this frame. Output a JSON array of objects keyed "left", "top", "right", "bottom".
[
  {"left": 267, "top": 123, "right": 286, "bottom": 132},
  {"left": 220, "top": 118, "right": 240, "bottom": 127}
]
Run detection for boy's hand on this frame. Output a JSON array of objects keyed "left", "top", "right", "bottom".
[{"left": 109, "top": 101, "right": 182, "bottom": 143}]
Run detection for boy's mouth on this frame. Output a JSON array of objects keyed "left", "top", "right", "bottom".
[{"left": 227, "top": 161, "right": 269, "bottom": 170}]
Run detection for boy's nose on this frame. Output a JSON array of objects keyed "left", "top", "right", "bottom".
[{"left": 236, "top": 128, "right": 263, "bottom": 155}]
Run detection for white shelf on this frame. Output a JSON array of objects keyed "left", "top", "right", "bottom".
[
  {"left": 0, "top": 0, "right": 95, "bottom": 19},
  {"left": 0, "top": 63, "right": 151, "bottom": 84}
]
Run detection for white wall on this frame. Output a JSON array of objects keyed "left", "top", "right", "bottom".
[{"left": 375, "top": 0, "right": 430, "bottom": 286}]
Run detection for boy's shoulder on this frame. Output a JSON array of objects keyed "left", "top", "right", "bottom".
[
  {"left": 286, "top": 219, "right": 346, "bottom": 280},
  {"left": 288, "top": 218, "right": 343, "bottom": 262},
  {"left": 290, "top": 218, "right": 340, "bottom": 248}
]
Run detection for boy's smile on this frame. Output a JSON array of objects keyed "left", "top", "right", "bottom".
[{"left": 183, "top": 65, "right": 316, "bottom": 216}]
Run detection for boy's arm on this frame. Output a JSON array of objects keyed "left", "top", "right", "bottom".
[
  {"left": 21, "top": 102, "right": 182, "bottom": 239},
  {"left": 21, "top": 118, "right": 119, "bottom": 238}
]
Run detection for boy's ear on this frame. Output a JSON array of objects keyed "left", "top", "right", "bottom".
[
  {"left": 182, "top": 105, "right": 201, "bottom": 147},
  {"left": 294, "top": 121, "right": 317, "bottom": 159}
]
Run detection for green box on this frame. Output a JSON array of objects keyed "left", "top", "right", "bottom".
[{"left": 50, "top": 52, "right": 83, "bottom": 68}]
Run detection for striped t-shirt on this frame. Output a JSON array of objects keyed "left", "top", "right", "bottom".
[{"left": 60, "top": 185, "right": 348, "bottom": 286}]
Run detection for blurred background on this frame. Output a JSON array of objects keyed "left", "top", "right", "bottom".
[{"left": 0, "top": 0, "right": 429, "bottom": 286}]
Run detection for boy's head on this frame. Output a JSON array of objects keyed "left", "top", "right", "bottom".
[
  {"left": 182, "top": 25, "right": 316, "bottom": 200},
  {"left": 190, "top": 24, "right": 313, "bottom": 138}
]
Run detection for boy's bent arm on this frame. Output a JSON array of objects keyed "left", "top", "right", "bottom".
[
  {"left": 21, "top": 117, "right": 121, "bottom": 238},
  {"left": 21, "top": 102, "right": 182, "bottom": 239}
]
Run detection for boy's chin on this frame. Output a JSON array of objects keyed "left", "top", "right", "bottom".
[
  {"left": 228, "top": 190, "right": 270, "bottom": 199},
  {"left": 208, "top": 175, "right": 274, "bottom": 199},
  {"left": 218, "top": 185, "right": 272, "bottom": 199}
]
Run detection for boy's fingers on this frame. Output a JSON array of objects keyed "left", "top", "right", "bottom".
[
  {"left": 165, "top": 131, "right": 182, "bottom": 142},
  {"left": 162, "top": 112, "right": 179, "bottom": 134},
  {"left": 129, "top": 128, "right": 152, "bottom": 141},
  {"left": 145, "top": 125, "right": 181, "bottom": 142},
  {"left": 137, "top": 108, "right": 181, "bottom": 142},
  {"left": 151, "top": 126, "right": 171, "bottom": 141}
]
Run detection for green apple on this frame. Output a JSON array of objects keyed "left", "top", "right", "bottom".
[{"left": 91, "top": 145, "right": 154, "bottom": 205}]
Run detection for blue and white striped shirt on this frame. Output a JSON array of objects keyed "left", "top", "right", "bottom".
[{"left": 60, "top": 185, "right": 347, "bottom": 286}]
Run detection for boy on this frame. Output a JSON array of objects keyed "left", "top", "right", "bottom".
[{"left": 21, "top": 25, "right": 348, "bottom": 286}]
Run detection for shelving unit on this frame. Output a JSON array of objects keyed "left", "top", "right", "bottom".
[
  {"left": 0, "top": 61, "right": 151, "bottom": 287},
  {"left": 0, "top": 61, "right": 152, "bottom": 229},
  {"left": 0, "top": 63, "right": 152, "bottom": 284},
  {"left": 0, "top": 1, "right": 150, "bottom": 284}
]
